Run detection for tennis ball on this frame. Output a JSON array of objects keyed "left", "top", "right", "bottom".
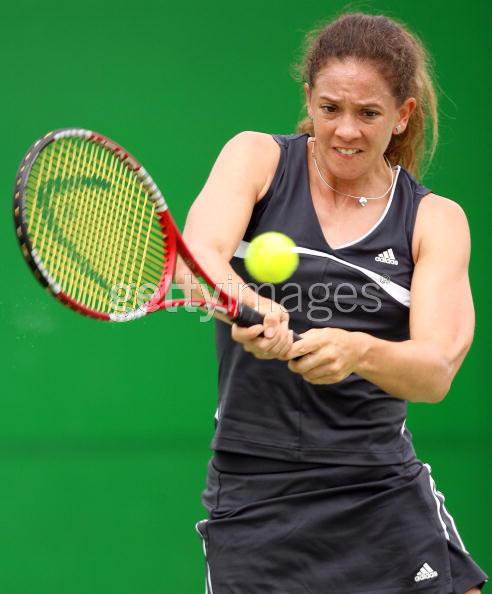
[{"left": 245, "top": 232, "right": 299, "bottom": 283}]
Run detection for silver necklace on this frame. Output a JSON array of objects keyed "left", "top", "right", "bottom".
[{"left": 310, "top": 138, "right": 394, "bottom": 207}]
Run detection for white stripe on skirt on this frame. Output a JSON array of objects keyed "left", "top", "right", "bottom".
[
  {"left": 424, "top": 463, "right": 468, "bottom": 553},
  {"left": 195, "top": 519, "right": 214, "bottom": 593}
]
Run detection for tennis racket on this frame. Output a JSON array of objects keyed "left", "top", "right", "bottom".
[{"left": 13, "top": 127, "right": 299, "bottom": 335}]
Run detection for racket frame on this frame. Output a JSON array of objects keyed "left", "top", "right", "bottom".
[{"left": 13, "top": 128, "right": 243, "bottom": 323}]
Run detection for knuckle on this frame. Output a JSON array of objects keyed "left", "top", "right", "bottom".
[
  {"left": 288, "top": 362, "right": 298, "bottom": 373},
  {"left": 331, "top": 362, "right": 342, "bottom": 375},
  {"left": 259, "top": 339, "right": 274, "bottom": 353}
]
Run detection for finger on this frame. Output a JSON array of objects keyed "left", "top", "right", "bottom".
[
  {"left": 246, "top": 339, "right": 277, "bottom": 359},
  {"left": 251, "top": 350, "right": 275, "bottom": 360},
  {"left": 252, "top": 333, "right": 283, "bottom": 354},
  {"left": 242, "top": 339, "right": 276, "bottom": 360},
  {"left": 231, "top": 323, "right": 264, "bottom": 343},
  {"left": 277, "top": 308, "right": 290, "bottom": 323},
  {"left": 285, "top": 338, "right": 314, "bottom": 360},
  {"left": 273, "top": 321, "right": 293, "bottom": 358},
  {"left": 262, "top": 309, "right": 287, "bottom": 338},
  {"left": 278, "top": 330, "right": 295, "bottom": 360},
  {"left": 288, "top": 351, "right": 322, "bottom": 374},
  {"left": 304, "top": 371, "right": 340, "bottom": 385},
  {"left": 305, "top": 362, "right": 345, "bottom": 384},
  {"left": 304, "top": 363, "right": 333, "bottom": 381},
  {"left": 264, "top": 318, "right": 294, "bottom": 354}
]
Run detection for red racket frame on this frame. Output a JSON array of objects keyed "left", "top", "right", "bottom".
[{"left": 13, "top": 128, "right": 262, "bottom": 327}]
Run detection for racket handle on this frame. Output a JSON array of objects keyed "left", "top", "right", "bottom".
[{"left": 234, "top": 304, "right": 302, "bottom": 341}]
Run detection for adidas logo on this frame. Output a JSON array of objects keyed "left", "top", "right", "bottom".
[
  {"left": 414, "top": 563, "right": 438, "bottom": 582},
  {"left": 375, "top": 248, "right": 398, "bottom": 265}
]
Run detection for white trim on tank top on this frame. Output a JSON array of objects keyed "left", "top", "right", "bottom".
[
  {"left": 234, "top": 240, "right": 410, "bottom": 307},
  {"left": 326, "top": 165, "right": 401, "bottom": 251}
]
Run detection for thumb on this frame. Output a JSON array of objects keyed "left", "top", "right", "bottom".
[{"left": 263, "top": 312, "right": 279, "bottom": 338}]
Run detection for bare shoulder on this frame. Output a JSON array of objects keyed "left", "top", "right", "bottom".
[
  {"left": 413, "top": 193, "right": 470, "bottom": 262},
  {"left": 223, "top": 131, "right": 281, "bottom": 200},
  {"left": 229, "top": 130, "right": 278, "bottom": 147},
  {"left": 418, "top": 192, "right": 468, "bottom": 223},
  {"left": 229, "top": 130, "right": 278, "bottom": 149},
  {"left": 223, "top": 131, "right": 280, "bottom": 165}
]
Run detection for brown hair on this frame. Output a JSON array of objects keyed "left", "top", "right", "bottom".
[{"left": 295, "top": 13, "right": 438, "bottom": 177}]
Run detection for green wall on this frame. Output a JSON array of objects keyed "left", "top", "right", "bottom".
[{"left": 1, "top": 0, "right": 490, "bottom": 591}]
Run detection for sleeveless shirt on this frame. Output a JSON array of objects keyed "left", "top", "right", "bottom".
[{"left": 212, "top": 133, "right": 431, "bottom": 466}]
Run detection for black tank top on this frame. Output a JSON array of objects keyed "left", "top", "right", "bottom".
[{"left": 212, "top": 133, "right": 431, "bottom": 468}]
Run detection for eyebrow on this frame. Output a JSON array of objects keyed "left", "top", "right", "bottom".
[{"left": 318, "top": 95, "right": 384, "bottom": 109}]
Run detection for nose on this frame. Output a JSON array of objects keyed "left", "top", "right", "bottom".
[{"left": 334, "top": 114, "right": 362, "bottom": 143}]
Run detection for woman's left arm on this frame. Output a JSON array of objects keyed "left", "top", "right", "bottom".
[{"left": 287, "top": 194, "right": 474, "bottom": 403}]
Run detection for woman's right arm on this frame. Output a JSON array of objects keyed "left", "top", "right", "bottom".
[{"left": 176, "top": 131, "right": 293, "bottom": 358}]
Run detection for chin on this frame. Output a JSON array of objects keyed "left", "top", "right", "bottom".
[{"left": 328, "top": 157, "right": 367, "bottom": 180}]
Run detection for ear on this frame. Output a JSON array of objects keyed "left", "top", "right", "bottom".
[
  {"left": 396, "top": 97, "right": 417, "bottom": 131},
  {"left": 304, "top": 83, "right": 313, "bottom": 118}
]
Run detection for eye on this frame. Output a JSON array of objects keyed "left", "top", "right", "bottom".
[
  {"left": 362, "top": 110, "right": 380, "bottom": 118},
  {"left": 321, "top": 104, "right": 337, "bottom": 113}
]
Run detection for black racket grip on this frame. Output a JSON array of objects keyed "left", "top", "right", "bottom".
[{"left": 234, "top": 304, "right": 302, "bottom": 342}]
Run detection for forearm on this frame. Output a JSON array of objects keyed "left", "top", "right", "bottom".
[{"left": 354, "top": 333, "right": 454, "bottom": 403}]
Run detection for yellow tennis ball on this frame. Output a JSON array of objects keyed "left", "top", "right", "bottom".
[{"left": 245, "top": 232, "right": 299, "bottom": 283}]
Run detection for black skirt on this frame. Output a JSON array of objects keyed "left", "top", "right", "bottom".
[{"left": 196, "top": 455, "right": 488, "bottom": 594}]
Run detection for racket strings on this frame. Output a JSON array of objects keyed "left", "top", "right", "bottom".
[
  {"left": 30, "top": 140, "right": 117, "bottom": 304},
  {"left": 74, "top": 141, "right": 110, "bottom": 306},
  {"left": 24, "top": 137, "right": 166, "bottom": 314},
  {"left": 30, "top": 143, "right": 162, "bottom": 268},
  {"left": 79, "top": 149, "right": 164, "bottom": 270},
  {"left": 59, "top": 139, "right": 97, "bottom": 301}
]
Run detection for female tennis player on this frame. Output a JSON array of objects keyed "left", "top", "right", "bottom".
[{"left": 179, "top": 12, "right": 488, "bottom": 593}]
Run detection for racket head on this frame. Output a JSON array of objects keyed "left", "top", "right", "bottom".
[{"left": 13, "top": 129, "right": 175, "bottom": 321}]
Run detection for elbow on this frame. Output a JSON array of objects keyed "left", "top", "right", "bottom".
[
  {"left": 423, "top": 334, "right": 473, "bottom": 404},
  {"left": 414, "top": 385, "right": 449, "bottom": 405},
  {"left": 429, "top": 337, "right": 473, "bottom": 404},
  {"left": 427, "top": 385, "right": 449, "bottom": 404},
  {"left": 427, "top": 359, "right": 454, "bottom": 404},
  {"left": 410, "top": 358, "right": 453, "bottom": 404}
]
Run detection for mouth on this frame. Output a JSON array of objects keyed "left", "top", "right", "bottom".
[{"left": 333, "top": 147, "right": 363, "bottom": 157}]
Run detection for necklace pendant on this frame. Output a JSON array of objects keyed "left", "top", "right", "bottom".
[{"left": 359, "top": 196, "right": 368, "bottom": 207}]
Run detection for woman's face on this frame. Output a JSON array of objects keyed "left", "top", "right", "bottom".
[{"left": 305, "top": 58, "right": 416, "bottom": 180}]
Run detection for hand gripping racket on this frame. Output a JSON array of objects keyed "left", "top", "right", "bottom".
[{"left": 13, "top": 128, "right": 300, "bottom": 336}]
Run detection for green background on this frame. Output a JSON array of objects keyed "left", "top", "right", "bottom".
[{"left": 1, "top": 0, "right": 490, "bottom": 591}]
